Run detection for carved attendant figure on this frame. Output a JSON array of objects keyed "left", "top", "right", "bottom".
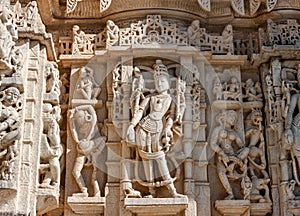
[
  {"left": 210, "top": 110, "right": 249, "bottom": 200},
  {"left": 126, "top": 60, "right": 185, "bottom": 198},
  {"left": 69, "top": 105, "right": 105, "bottom": 197},
  {"left": 106, "top": 20, "right": 119, "bottom": 47},
  {"left": 0, "top": 5, "right": 18, "bottom": 73},
  {"left": 75, "top": 67, "right": 101, "bottom": 100},
  {"left": 40, "top": 103, "right": 62, "bottom": 188},
  {"left": 284, "top": 71, "right": 300, "bottom": 185},
  {"left": 0, "top": 87, "right": 22, "bottom": 180}
]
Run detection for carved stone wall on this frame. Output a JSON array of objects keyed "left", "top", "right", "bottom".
[{"left": 3, "top": 0, "right": 300, "bottom": 215}]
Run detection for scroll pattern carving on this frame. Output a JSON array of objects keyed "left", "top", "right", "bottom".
[
  {"left": 119, "top": 15, "right": 187, "bottom": 46},
  {"left": 260, "top": 19, "right": 300, "bottom": 47}
]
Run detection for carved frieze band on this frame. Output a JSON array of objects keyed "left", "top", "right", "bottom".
[{"left": 60, "top": 15, "right": 234, "bottom": 56}]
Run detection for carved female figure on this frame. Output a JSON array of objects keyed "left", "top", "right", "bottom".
[
  {"left": 69, "top": 105, "right": 105, "bottom": 197},
  {"left": 75, "top": 67, "right": 101, "bottom": 100},
  {"left": 106, "top": 20, "right": 119, "bottom": 47},
  {"left": 210, "top": 110, "right": 249, "bottom": 200},
  {"left": 0, "top": 5, "right": 18, "bottom": 73},
  {"left": 126, "top": 60, "right": 185, "bottom": 198},
  {"left": 0, "top": 87, "right": 22, "bottom": 180}
]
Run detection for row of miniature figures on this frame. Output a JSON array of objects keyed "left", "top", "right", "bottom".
[
  {"left": 213, "top": 76, "right": 263, "bottom": 102},
  {"left": 70, "top": 15, "right": 233, "bottom": 55}
]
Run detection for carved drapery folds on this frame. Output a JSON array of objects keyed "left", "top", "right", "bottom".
[
  {"left": 63, "top": 15, "right": 235, "bottom": 56},
  {"left": 111, "top": 59, "right": 197, "bottom": 200}
]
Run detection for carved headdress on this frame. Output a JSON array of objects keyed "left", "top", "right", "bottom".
[{"left": 153, "top": 59, "right": 169, "bottom": 79}]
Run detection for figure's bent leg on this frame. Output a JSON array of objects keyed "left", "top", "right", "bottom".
[
  {"left": 72, "top": 155, "right": 87, "bottom": 194},
  {"left": 217, "top": 163, "right": 234, "bottom": 199}
]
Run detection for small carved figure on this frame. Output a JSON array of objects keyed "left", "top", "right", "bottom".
[
  {"left": 245, "top": 109, "right": 269, "bottom": 179},
  {"left": 26, "top": 1, "right": 38, "bottom": 27},
  {"left": 250, "top": 175, "right": 271, "bottom": 203},
  {"left": 126, "top": 60, "right": 185, "bottom": 198},
  {"left": 11, "top": 47, "right": 23, "bottom": 77},
  {"left": 241, "top": 175, "right": 252, "bottom": 200},
  {"left": 59, "top": 73, "right": 70, "bottom": 105},
  {"left": 39, "top": 103, "right": 62, "bottom": 188},
  {"left": 243, "top": 79, "right": 263, "bottom": 102},
  {"left": 75, "top": 67, "right": 101, "bottom": 100},
  {"left": 45, "top": 63, "right": 60, "bottom": 95},
  {"left": 223, "top": 76, "right": 241, "bottom": 100},
  {"left": 221, "top": 25, "right": 234, "bottom": 54},
  {"left": 282, "top": 80, "right": 298, "bottom": 118},
  {"left": 210, "top": 110, "right": 249, "bottom": 200},
  {"left": 106, "top": 20, "right": 119, "bottom": 47},
  {"left": 212, "top": 78, "right": 223, "bottom": 100},
  {"left": 284, "top": 72, "right": 300, "bottom": 184},
  {"left": 130, "top": 67, "right": 145, "bottom": 116},
  {"left": 0, "top": 5, "right": 18, "bottom": 74},
  {"left": 0, "top": 87, "right": 22, "bottom": 180},
  {"left": 69, "top": 105, "right": 105, "bottom": 197},
  {"left": 72, "top": 25, "right": 94, "bottom": 55},
  {"left": 188, "top": 20, "right": 202, "bottom": 47}
]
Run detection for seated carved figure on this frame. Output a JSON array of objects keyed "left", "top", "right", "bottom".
[
  {"left": 223, "top": 76, "right": 241, "bottom": 101},
  {"left": 75, "top": 67, "right": 101, "bottom": 100},
  {"left": 106, "top": 20, "right": 119, "bottom": 47},
  {"left": 126, "top": 60, "right": 185, "bottom": 198},
  {"left": 210, "top": 110, "right": 249, "bottom": 200},
  {"left": 68, "top": 105, "right": 105, "bottom": 197}
]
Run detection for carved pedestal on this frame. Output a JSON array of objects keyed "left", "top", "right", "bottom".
[
  {"left": 288, "top": 200, "right": 300, "bottom": 216},
  {"left": 67, "top": 196, "right": 105, "bottom": 215},
  {"left": 36, "top": 188, "right": 60, "bottom": 215},
  {"left": 215, "top": 200, "right": 250, "bottom": 216},
  {"left": 124, "top": 197, "right": 188, "bottom": 216},
  {"left": 250, "top": 203, "right": 272, "bottom": 216}
]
